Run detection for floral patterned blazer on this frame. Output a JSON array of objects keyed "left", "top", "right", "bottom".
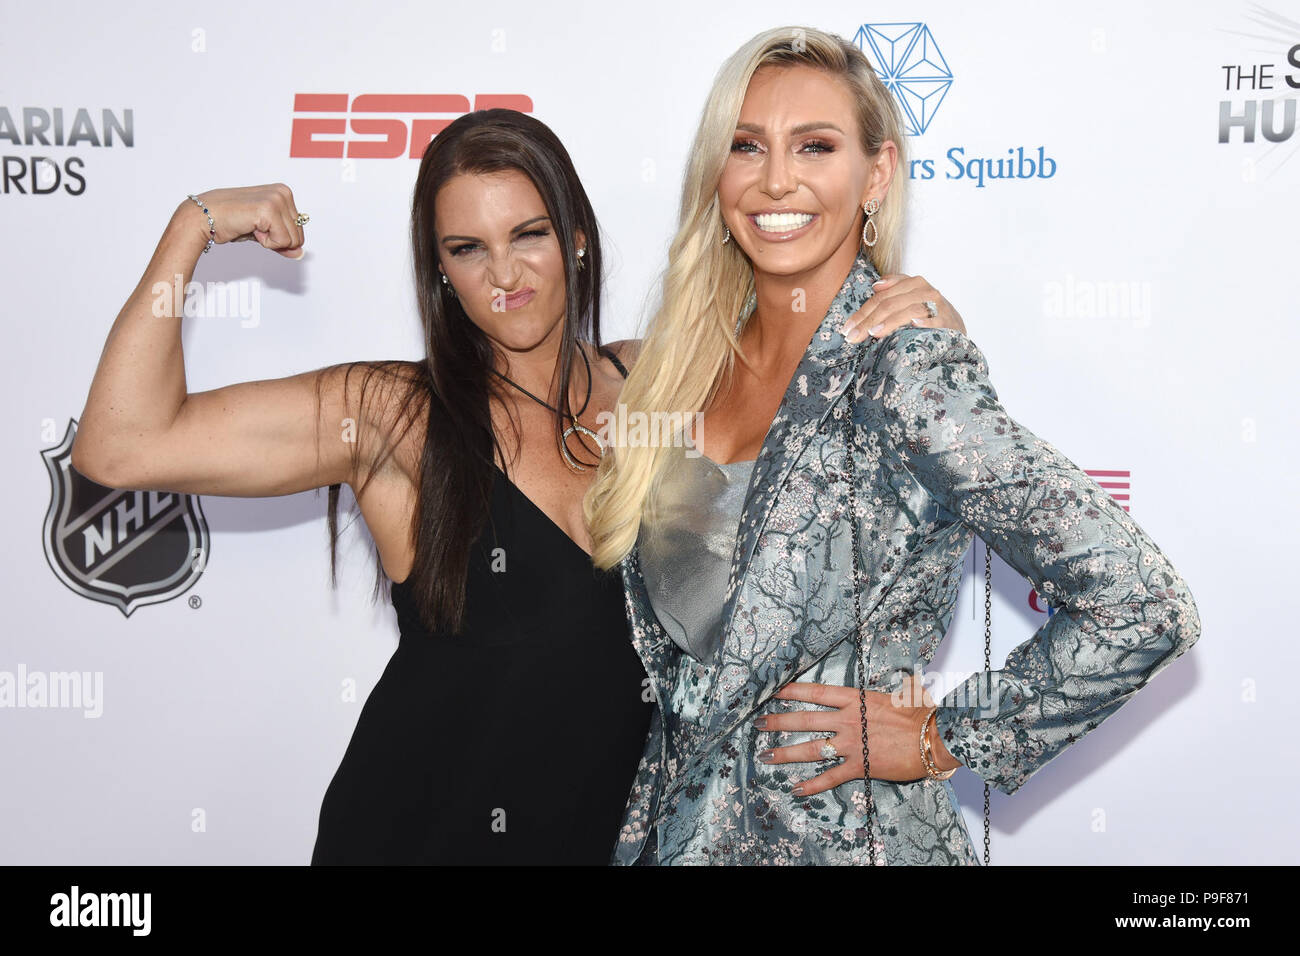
[{"left": 611, "top": 252, "right": 1201, "bottom": 865}]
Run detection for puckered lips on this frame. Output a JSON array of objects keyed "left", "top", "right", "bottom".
[{"left": 500, "top": 287, "right": 536, "bottom": 310}]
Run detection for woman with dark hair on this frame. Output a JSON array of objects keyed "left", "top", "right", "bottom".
[{"left": 70, "top": 107, "right": 965, "bottom": 864}]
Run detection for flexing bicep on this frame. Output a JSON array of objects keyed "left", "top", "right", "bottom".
[{"left": 72, "top": 361, "right": 409, "bottom": 498}]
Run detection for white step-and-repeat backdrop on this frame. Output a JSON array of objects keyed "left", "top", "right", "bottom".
[{"left": 3, "top": 0, "right": 1295, "bottom": 863}]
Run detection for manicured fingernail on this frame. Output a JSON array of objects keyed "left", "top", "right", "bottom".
[
  {"left": 758, "top": 749, "right": 775, "bottom": 763},
  {"left": 872, "top": 279, "right": 888, "bottom": 287},
  {"left": 868, "top": 323, "right": 884, "bottom": 337},
  {"left": 844, "top": 326, "right": 862, "bottom": 344},
  {"left": 911, "top": 315, "right": 923, "bottom": 325},
  {"left": 791, "top": 785, "right": 805, "bottom": 796},
  {"left": 753, "top": 717, "right": 769, "bottom": 730}
]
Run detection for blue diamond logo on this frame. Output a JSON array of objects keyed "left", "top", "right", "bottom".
[{"left": 854, "top": 22, "right": 953, "bottom": 135}]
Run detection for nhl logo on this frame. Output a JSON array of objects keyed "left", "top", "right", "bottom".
[{"left": 41, "top": 419, "right": 210, "bottom": 616}]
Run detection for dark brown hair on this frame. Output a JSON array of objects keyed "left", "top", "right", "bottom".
[{"left": 321, "top": 108, "right": 605, "bottom": 634}]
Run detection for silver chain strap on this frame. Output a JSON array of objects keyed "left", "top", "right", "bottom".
[
  {"left": 841, "top": 390, "right": 879, "bottom": 866},
  {"left": 983, "top": 543, "right": 992, "bottom": 865},
  {"left": 842, "top": 380, "right": 994, "bottom": 867}
]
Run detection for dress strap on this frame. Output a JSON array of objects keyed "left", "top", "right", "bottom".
[{"left": 600, "top": 346, "right": 629, "bottom": 379}]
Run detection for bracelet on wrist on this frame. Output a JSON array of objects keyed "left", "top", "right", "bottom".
[
  {"left": 920, "top": 706, "right": 957, "bottom": 780},
  {"left": 186, "top": 194, "right": 215, "bottom": 253}
]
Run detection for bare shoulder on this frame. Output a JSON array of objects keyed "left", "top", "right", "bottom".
[
  {"left": 603, "top": 338, "right": 643, "bottom": 369},
  {"left": 329, "top": 360, "right": 428, "bottom": 584},
  {"left": 329, "top": 359, "right": 429, "bottom": 489}
]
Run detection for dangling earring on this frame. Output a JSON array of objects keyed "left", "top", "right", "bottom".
[
  {"left": 440, "top": 272, "right": 458, "bottom": 298},
  {"left": 721, "top": 224, "right": 731, "bottom": 245},
  {"left": 861, "top": 198, "right": 880, "bottom": 248},
  {"left": 577, "top": 246, "right": 586, "bottom": 271}
]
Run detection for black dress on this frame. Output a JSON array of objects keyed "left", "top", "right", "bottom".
[
  {"left": 311, "top": 472, "right": 652, "bottom": 865},
  {"left": 311, "top": 356, "right": 652, "bottom": 865}
]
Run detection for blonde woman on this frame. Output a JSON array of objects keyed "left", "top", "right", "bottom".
[{"left": 585, "top": 26, "right": 1201, "bottom": 865}]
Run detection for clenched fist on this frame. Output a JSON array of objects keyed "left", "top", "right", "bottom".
[{"left": 177, "top": 183, "right": 308, "bottom": 259}]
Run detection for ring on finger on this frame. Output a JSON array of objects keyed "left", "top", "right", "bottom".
[
  {"left": 295, "top": 213, "right": 310, "bottom": 226},
  {"left": 922, "top": 299, "right": 938, "bottom": 319},
  {"left": 819, "top": 741, "right": 839, "bottom": 761}
]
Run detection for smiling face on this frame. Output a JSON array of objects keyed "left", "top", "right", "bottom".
[
  {"left": 717, "top": 64, "right": 894, "bottom": 279},
  {"left": 435, "top": 168, "right": 582, "bottom": 354}
]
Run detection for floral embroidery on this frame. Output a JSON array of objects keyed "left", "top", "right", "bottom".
[{"left": 610, "top": 254, "right": 1200, "bottom": 866}]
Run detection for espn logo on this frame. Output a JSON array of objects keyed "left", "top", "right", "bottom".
[{"left": 290, "top": 94, "right": 534, "bottom": 159}]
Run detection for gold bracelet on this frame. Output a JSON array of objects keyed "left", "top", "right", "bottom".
[{"left": 920, "top": 706, "right": 957, "bottom": 780}]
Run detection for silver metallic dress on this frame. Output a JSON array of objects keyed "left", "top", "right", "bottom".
[{"left": 639, "top": 449, "right": 756, "bottom": 663}]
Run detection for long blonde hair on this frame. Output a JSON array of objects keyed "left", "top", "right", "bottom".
[{"left": 584, "top": 25, "right": 908, "bottom": 569}]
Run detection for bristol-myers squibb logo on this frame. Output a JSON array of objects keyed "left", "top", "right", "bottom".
[
  {"left": 855, "top": 22, "right": 952, "bottom": 135},
  {"left": 855, "top": 22, "right": 1058, "bottom": 187}
]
